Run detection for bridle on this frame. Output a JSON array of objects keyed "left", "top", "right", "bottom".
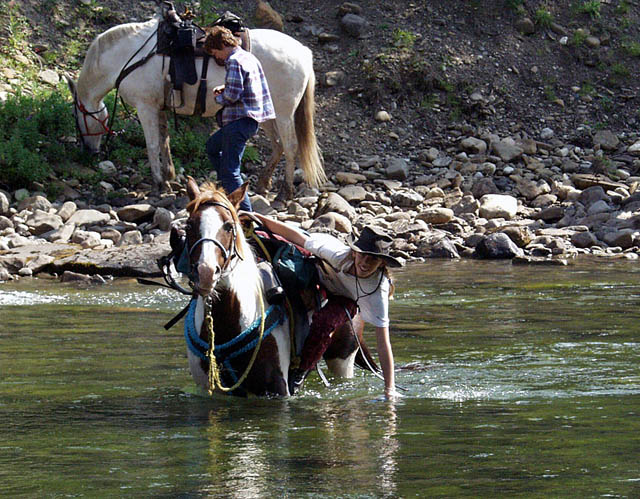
[
  {"left": 187, "top": 201, "right": 243, "bottom": 286},
  {"left": 72, "top": 93, "right": 113, "bottom": 139}
]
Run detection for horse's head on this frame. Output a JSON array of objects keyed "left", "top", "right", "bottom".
[
  {"left": 66, "top": 75, "right": 111, "bottom": 154},
  {"left": 185, "top": 177, "right": 249, "bottom": 296}
]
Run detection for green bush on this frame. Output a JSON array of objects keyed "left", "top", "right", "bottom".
[
  {"left": 535, "top": 8, "right": 554, "bottom": 27},
  {"left": 0, "top": 91, "right": 78, "bottom": 189},
  {"left": 577, "top": 0, "right": 602, "bottom": 19}
]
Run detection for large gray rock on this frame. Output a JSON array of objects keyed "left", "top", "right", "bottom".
[
  {"left": 0, "top": 191, "right": 9, "bottom": 216},
  {"left": 460, "top": 137, "right": 487, "bottom": 154},
  {"left": 311, "top": 212, "right": 352, "bottom": 234},
  {"left": 26, "top": 210, "right": 63, "bottom": 236},
  {"left": 18, "top": 195, "right": 52, "bottom": 213},
  {"left": 474, "top": 233, "right": 524, "bottom": 259},
  {"left": 571, "top": 231, "right": 599, "bottom": 248},
  {"left": 67, "top": 209, "right": 110, "bottom": 227},
  {"left": 338, "top": 185, "right": 367, "bottom": 203},
  {"left": 57, "top": 201, "right": 77, "bottom": 222},
  {"left": 479, "top": 194, "right": 518, "bottom": 220},
  {"left": 316, "top": 192, "right": 356, "bottom": 220},
  {"left": 392, "top": 189, "right": 424, "bottom": 208},
  {"left": 593, "top": 130, "right": 619, "bottom": 151},
  {"left": 492, "top": 138, "right": 524, "bottom": 162},
  {"left": 416, "top": 207, "right": 454, "bottom": 225},
  {"left": 385, "top": 157, "right": 410, "bottom": 181},
  {"left": 117, "top": 204, "right": 155, "bottom": 223},
  {"left": 340, "top": 13, "right": 367, "bottom": 38}
]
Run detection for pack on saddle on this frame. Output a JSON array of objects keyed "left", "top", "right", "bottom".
[{"left": 157, "top": 2, "right": 250, "bottom": 114}]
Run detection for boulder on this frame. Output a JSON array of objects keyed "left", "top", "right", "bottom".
[
  {"left": 479, "top": 194, "right": 518, "bottom": 220},
  {"left": 474, "top": 233, "right": 524, "bottom": 259}
]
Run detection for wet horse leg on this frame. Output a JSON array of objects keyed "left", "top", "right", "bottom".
[
  {"left": 256, "top": 120, "right": 283, "bottom": 195},
  {"left": 323, "top": 313, "right": 365, "bottom": 378}
]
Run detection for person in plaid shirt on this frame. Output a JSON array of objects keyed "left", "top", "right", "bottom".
[{"left": 203, "top": 26, "right": 276, "bottom": 211}]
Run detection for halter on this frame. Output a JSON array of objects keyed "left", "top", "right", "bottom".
[
  {"left": 72, "top": 95, "right": 113, "bottom": 139},
  {"left": 187, "top": 201, "right": 244, "bottom": 285}
]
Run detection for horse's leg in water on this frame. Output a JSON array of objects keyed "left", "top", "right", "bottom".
[
  {"left": 137, "top": 105, "right": 169, "bottom": 192},
  {"left": 243, "top": 336, "right": 289, "bottom": 396},
  {"left": 158, "top": 110, "right": 176, "bottom": 184},
  {"left": 323, "top": 313, "right": 367, "bottom": 378},
  {"left": 256, "top": 120, "right": 283, "bottom": 195}
]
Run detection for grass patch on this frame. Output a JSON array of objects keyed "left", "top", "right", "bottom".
[
  {"left": 571, "top": 29, "right": 589, "bottom": 47},
  {"left": 576, "top": 0, "right": 602, "bottom": 19},
  {"left": 534, "top": 8, "right": 554, "bottom": 28},
  {"left": 622, "top": 40, "right": 640, "bottom": 57},
  {"left": 392, "top": 29, "right": 417, "bottom": 49}
]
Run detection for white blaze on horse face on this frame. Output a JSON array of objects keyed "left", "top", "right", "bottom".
[{"left": 196, "top": 206, "right": 225, "bottom": 292}]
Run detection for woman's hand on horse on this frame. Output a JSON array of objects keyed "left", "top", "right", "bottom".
[{"left": 238, "top": 210, "right": 262, "bottom": 226}]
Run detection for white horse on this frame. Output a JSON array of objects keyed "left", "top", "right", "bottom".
[
  {"left": 183, "top": 178, "right": 377, "bottom": 396},
  {"left": 67, "top": 15, "right": 325, "bottom": 199}
]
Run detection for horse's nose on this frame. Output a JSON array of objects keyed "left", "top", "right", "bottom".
[{"left": 197, "top": 261, "right": 220, "bottom": 294}]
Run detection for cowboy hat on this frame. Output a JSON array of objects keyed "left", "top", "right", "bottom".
[{"left": 347, "top": 226, "right": 403, "bottom": 268}]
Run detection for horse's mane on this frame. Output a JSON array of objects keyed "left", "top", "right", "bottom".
[
  {"left": 187, "top": 183, "right": 247, "bottom": 261},
  {"left": 80, "top": 18, "right": 158, "bottom": 88}
]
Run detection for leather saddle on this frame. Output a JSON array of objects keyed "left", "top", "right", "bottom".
[{"left": 157, "top": 2, "right": 251, "bottom": 114}]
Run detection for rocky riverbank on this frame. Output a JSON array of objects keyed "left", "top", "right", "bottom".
[{"left": 2, "top": 126, "right": 640, "bottom": 283}]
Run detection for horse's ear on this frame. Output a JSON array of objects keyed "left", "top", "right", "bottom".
[
  {"left": 186, "top": 176, "right": 200, "bottom": 201},
  {"left": 64, "top": 74, "right": 76, "bottom": 95},
  {"left": 227, "top": 182, "right": 249, "bottom": 209}
]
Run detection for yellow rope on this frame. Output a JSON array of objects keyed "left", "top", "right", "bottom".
[{"left": 206, "top": 294, "right": 266, "bottom": 395}]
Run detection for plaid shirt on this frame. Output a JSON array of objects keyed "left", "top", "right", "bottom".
[{"left": 215, "top": 48, "right": 276, "bottom": 126}]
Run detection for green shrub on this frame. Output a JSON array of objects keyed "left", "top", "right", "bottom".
[
  {"left": 0, "top": 91, "right": 78, "bottom": 189},
  {"left": 623, "top": 40, "right": 640, "bottom": 57},
  {"left": 392, "top": 29, "right": 417, "bottom": 49},
  {"left": 577, "top": 0, "right": 602, "bottom": 19},
  {"left": 535, "top": 8, "right": 554, "bottom": 27}
]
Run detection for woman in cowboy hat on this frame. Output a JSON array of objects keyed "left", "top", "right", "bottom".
[{"left": 245, "top": 212, "right": 403, "bottom": 399}]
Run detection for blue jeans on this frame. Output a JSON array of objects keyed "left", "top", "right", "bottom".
[{"left": 206, "top": 117, "right": 258, "bottom": 212}]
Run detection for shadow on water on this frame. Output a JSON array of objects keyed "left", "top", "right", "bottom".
[{"left": 1, "top": 260, "right": 640, "bottom": 496}]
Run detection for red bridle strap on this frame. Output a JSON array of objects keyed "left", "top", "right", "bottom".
[{"left": 75, "top": 98, "right": 113, "bottom": 137}]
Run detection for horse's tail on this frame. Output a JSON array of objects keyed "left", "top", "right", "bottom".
[{"left": 294, "top": 69, "right": 326, "bottom": 188}]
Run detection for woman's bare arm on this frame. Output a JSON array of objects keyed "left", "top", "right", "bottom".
[
  {"left": 246, "top": 212, "right": 309, "bottom": 248},
  {"left": 375, "top": 325, "right": 397, "bottom": 399}
]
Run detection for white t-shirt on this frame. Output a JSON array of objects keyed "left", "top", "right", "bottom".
[{"left": 304, "top": 233, "right": 390, "bottom": 328}]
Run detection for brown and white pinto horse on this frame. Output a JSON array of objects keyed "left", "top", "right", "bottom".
[{"left": 183, "top": 178, "right": 374, "bottom": 397}]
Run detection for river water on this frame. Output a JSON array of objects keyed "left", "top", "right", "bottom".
[{"left": 1, "top": 260, "right": 639, "bottom": 497}]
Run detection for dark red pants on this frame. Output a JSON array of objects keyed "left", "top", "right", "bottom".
[{"left": 298, "top": 295, "right": 358, "bottom": 371}]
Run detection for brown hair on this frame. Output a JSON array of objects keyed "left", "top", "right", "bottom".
[{"left": 204, "top": 26, "right": 240, "bottom": 52}]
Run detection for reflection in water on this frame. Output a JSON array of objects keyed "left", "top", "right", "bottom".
[
  {"left": 379, "top": 402, "right": 399, "bottom": 498},
  {"left": 194, "top": 398, "right": 400, "bottom": 497}
]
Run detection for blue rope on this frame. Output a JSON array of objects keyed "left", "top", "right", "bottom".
[
  {"left": 183, "top": 298, "right": 284, "bottom": 362},
  {"left": 184, "top": 299, "right": 208, "bottom": 360}
]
